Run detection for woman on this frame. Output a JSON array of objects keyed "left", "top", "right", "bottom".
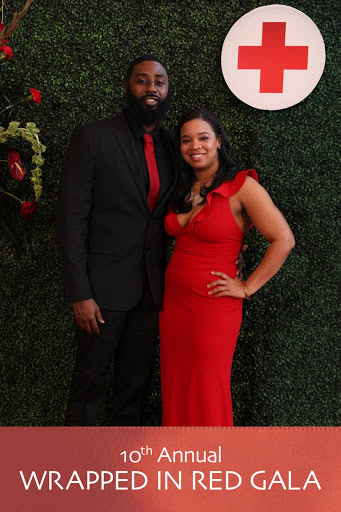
[{"left": 159, "top": 108, "right": 295, "bottom": 427}]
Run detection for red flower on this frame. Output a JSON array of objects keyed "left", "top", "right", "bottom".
[
  {"left": 29, "top": 88, "right": 41, "bottom": 104},
  {"left": 0, "top": 23, "right": 5, "bottom": 33},
  {"left": 21, "top": 201, "right": 38, "bottom": 220},
  {"left": 0, "top": 45, "right": 13, "bottom": 59},
  {"left": 8, "top": 149, "right": 26, "bottom": 180}
]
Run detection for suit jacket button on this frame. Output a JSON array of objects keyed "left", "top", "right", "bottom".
[{"left": 146, "top": 249, "right": 151, "bottom": 254}]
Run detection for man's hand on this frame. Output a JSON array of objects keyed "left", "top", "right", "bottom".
[
  {"left": 73, "top": 299, "right": 105, "bottom": 335},
  {"left": 234, "top": 244, "right": 248, "bottom": 280}
]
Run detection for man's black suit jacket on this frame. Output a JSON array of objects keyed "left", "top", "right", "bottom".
[{"left": 56, "top": 111, "right": 177, "bottom": 311}]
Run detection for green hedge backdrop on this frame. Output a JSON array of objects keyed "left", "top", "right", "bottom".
[{"left": 0, "top": 0, "right": 339, "bottom": 425}]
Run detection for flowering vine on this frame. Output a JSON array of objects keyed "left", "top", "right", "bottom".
[
  {"left": 0, "top": 0, "right": 45, "bottom": 255},
  {"left": 0, "top": 121, "right": 46, "bottom": 201},
  {"left": 0, "top": 0, "right": 34, "bottom": 50}
]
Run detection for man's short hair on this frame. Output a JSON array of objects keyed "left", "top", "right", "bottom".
[{"left": 125, "top": 55, "right": 169, "bottom": 83}]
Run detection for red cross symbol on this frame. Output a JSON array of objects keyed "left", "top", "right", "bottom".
[{"left": 238, "top": 22, "right": 309, "bottom": 93}]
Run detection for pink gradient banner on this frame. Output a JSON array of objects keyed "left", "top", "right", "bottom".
[{"left": 1, "top": 427, "right": 340, "bottom": 511}]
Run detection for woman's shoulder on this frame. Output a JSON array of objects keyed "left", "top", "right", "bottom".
[
  {"left": 233, "top": 169, "right": 258, "bottom": 186},
  {"left": 214, "top": 169, "right": 258, "bottom": 198}
]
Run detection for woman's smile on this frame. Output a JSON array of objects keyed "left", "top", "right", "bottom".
[{"left": 180, "top": 118, "right": 221, "bottom": 174}]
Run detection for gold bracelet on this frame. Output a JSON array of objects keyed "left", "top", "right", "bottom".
[{"left": 243, "top": 280, "right": 250, "bottom": 300}]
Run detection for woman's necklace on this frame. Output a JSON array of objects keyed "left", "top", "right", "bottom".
[{"left": 189, "top": 190, "right": 204, "bottom": 207}]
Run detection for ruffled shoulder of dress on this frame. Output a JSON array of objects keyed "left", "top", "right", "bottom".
[{"left": 212, "top": 169, "right": 258, "bottom": 198}]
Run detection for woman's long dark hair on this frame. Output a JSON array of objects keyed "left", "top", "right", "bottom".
[{"left": 172, "top": 108, "right": 239, "bottom": 213}]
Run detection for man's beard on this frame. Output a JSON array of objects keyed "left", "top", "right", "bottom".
[{"left": 126, "top": 86, "right": 171, "bottom": 126}]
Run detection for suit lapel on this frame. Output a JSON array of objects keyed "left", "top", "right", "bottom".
[
  {"left": 110, "top": 112, "right": 149, "bottom": 209},
  {"left": 152, "top": 128, "right": 178, "bottom": 215},
  {"left": 153, "top": 162, "right": 177, "bottom": 215}
]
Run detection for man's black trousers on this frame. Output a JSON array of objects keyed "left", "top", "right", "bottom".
[{"left": 64, "top": 283, "right": 159, "bottom": 426}]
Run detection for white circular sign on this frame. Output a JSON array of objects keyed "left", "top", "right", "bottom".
[{"left": 221, "top": 5, "right": 325, "bottom": 110}]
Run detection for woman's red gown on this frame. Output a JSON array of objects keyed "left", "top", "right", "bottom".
[{"left": 159, "top": 169, "right": 258, "bottom": 426}]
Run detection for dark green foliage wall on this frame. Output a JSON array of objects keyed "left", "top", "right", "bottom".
[{"left": 0, "top": 0, "right": 339, "bottom": 425}]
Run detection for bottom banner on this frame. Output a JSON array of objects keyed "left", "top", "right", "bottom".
[{"left": 1, "top": 427, "right": 340, "bottom": 511}]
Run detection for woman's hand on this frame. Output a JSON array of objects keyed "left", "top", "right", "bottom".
[{"left": 207, "top": 271, "right": 245, "bottom": 298}]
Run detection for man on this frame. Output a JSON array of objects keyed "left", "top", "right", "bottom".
[{"left": 57, "top": 55, "right": 177, "bottom": 426}]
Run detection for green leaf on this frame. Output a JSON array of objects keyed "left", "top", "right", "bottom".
[
  {"left": 26, "top": 123, "right": 40, "bottom": 134},
  {"left": 8, "top": 121, "right": 21, "bottom": 130},
  {"left": 21, "top": 132, "right": 34, "bottom": 142},
  {"left": 32, "top": 155, "right": 45, "bottom": 166}
]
